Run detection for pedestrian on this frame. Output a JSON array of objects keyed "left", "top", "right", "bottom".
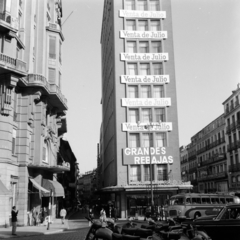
[
  {"left": 60, "top": 207, "right": 67, "bottom": 224},
  {"left": 113, "top": 207, "right": 118, "bottom": 221},
  {"left": 100, "top": 207, "right": 106, "bottom": 222},
  {"left": 32, "top": 207, "right": 37, "bottom": 226},
  {"left": 11, "top": 206, "right": 18, "bottom": 235}
]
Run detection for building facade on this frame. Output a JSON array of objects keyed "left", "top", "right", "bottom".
[
  {"left": 99, "top": 0, "right": 191, "bottom": 219},
  {"left": 0, "top": 0, "right": 69, "bottom": 226},
  {"left": 223, "top": 84, "right": 240, "bottom": 193}
]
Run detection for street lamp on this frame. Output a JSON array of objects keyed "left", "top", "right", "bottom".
[{"left": 138, "top": 120, "right": 162, "bottom": 216}]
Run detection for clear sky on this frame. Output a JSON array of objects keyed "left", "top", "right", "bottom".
[{"left": 61, "top": 0, "right": 240, "bottom": 173}]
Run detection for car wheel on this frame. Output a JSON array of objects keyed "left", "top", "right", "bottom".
[{"left": 194, "top": 212, "right": 201, "bottom": 219}]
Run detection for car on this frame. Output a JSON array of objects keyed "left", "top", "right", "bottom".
[{"left": 191, "top": 204, "right": 240, "bottom": 240}]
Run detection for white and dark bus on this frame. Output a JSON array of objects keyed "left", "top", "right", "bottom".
[{"left": 167, "top": 193, "right": 240, "bottom": 219}]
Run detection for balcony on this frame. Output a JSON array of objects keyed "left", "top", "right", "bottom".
[
  {"left": 229, "top": 163, "right": 240, "bottom": 173},
  {"left": 0, "top": 13, "right": 18, "bottom": 33},
  {"left": 46, "top": 23, "right": 64, "bottom": 41},
  {"left": 28, "top": 161, "right": 70, "bottom": 173},
  {"left": 24, "top": 74, "right": 68, "bottom": 111},
  {"left": 0, "top": 53, "right": 27, "bottom": 76},
  {"left": 230, "top": 122, "right": 237, "bottom": 132}
]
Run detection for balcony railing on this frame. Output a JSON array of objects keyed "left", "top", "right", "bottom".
[
  {"left": 25, "top": 74, "right": 68, "bottom": 110},
  {"left": 0, "top": 53, "right": 27, "bottom": 75}
]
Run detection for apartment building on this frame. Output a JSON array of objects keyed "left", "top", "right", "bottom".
[
  {"left": 223, "top": 84, "right": 240, "bottom": 193},
  {"left": 0, "top": 0, "right": 69, "bottom": 226},
  {"left": 99, "top": 0, "right": 191, "bottom": 219},
  {"left": 196, "top": 114, "right": 227, "bottom": 193},
  {"left": 180, "top": 145, "right": 189, "bottom": 182}
]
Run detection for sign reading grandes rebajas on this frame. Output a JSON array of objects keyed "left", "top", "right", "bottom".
[
  {"left": 122, "top": 98, "right": 171, "bottom": 107},
  {"left": 121, "top": 53, "right": 168, "bottom": 61},
  {"left": 119, "top": 10, "right": 166, "bottom": 19},
  {"left": 123, "top": 147, "right": 173, "bottom": 165},
  {"left": 120, "top": 30, "right": 167, "bottom": 39},
  {"left": 121, "top": 75, "right": 170, "bottom": 84}
]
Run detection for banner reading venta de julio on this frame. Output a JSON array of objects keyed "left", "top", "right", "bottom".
[{"left": 123, "top": 147, "right": 173, "bottom": 165}]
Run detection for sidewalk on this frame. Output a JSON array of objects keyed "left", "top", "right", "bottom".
[{"left": 0, "top": 218, "right": 69, "bottom": 239}]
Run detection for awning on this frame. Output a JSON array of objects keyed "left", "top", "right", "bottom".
[
  {"left": 0, "top": 180, "right": 12, "bottom": 195},
  {"left": 29, "top": 178, "right": 50, "bottom": 193},
  {"left": 42, "top": 179, "right": 65, "bottom": 197}
]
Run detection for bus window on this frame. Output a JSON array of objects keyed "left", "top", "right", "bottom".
[
  {"left": 192, "top": 197, "right": 201, "bottom": 204},
  {"left": 226, "top": 198, "right": 233, "bottom": 204},
  {"left": 211, "top": 197, "right": 219, "bottom": 204},
  {"left": 219, "top": 198, "right": 226, "bottom": 204},
  {"left": 186, "top": 197, "right": 191, "bottom": 204},
  {"left": 175, "top": 197, "right": 184, "bottom": 205},
  {"left": 202, "top": 197, "right": 211, "bottom": 204}
]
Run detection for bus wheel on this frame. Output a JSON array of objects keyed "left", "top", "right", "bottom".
[{"left": 194, "top": 212, "right": 201, "bottom": 219}]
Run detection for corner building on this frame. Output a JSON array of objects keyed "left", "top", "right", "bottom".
[
  {"left": 100, "top": 0, "right": 191, "bottom": 219},
  {"left": 0, "top": 0, "right": 69, "bottom": 226}
]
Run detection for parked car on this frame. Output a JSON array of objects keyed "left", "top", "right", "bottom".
[{"left": 192, "top": 204, "right": 240, "bottom": 240}]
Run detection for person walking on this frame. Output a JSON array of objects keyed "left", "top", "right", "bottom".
[
  {"left": 100, "top": 207, "right": 106, "bottom": 222},
  {"left": 60, "top": 207, "right": 67, "bottom": 224},
  {"left": 11, "top": 206, "right": 18, "bottom": 235}
]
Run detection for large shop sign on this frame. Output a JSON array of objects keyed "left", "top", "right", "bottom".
[
  {"left": 119, "top": 10, "right": 166, "bottom": 19},
  {"left": 122, "top": 98, "right": 171, "bottom": 107},
  {"left": 122, "top": 122, "right": 172, "bottom": 132},
  {"left": 123, "top": 147, "right": 173, "bottom": 165},
  {"left": 121, "top": 75, "right": 170, "bottom": 84},
  {"left": 120, "top": 30, "right": 167, "bottom": 39}
]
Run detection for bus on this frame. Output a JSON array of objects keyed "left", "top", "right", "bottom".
[{"left": 167, "top": 193, "right": 240, "bottom": 219}]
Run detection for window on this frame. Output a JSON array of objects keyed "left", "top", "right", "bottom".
[
  {"left": 128, "top": 85, "right": 138, "bottom": 98},
  {"left": 140, "top": 63, "right": 150, "bottom": 75},
  {"left": 153, "top": 85, "right": 164, "bottom": 98},
  {"left": 126, "top": 20, "right": 136, "bottom": 30},
  {"left": 144, "top": 165, "right": 154, "bottom": 181},
  {"left": 157, "top": 165, "right": 167, "bottom": 180},
  {"left": 130, "top": 166, "right": 141, "bottom": 182},
  {"left": 138, "top": 0, "right": 147, "bottom": 10},
  {"left": 142, "top": 133, "right": 153, "bottom": 147},
  {"left": 152, "top": 42, "right": 161, "bottom": 53},
  {"left": 141, "top": 85, "right": 151, "bottom": 98},
  {"left": 127, "top": 41, "right": 136, "bottom": 53},
  {"left": 150, "top": 20, "right": 160, "bottom": 31},
  {"left": 142, "top": 108, "right": 151, "bottom": 122},
  {"left": 129, "top": 133, "right": 140, "bottom": 148},
  {"left": 139, "top": 41, "right": 149, "bottom": 53},
  {"left": 43, "top": 142, "right": 49, "bottom": 162},
  {"left": 13, "top": 91, "right": 18, "bottom": 122},
  {"left": 192, "top": 197, "right": 201, "bottom": 204},
  {"left": 59, "top": 40, "right": 62, "bottom": 63},
  {"left": 126, "top": 0, "right": 135, "bottom": 10},
  {"left": 138, "top": 20, "right": 148, "bottom": 31},
  {"left": 128, "top": 63, "right": 138, "bottom": 75},
  {"left": 153, "top": 63, "right": 163, "bottom": 75},
  {"left": 58, "top": 71, "right": 61, "bottom": 89},
  {"left": 48, "top": 68, "right": 56, "bottom": 83},
  {"left": 149, "top": 0, "right": 159, "bottom": 11},
  {"left": 155, "top": 108, "right": 165, "bottom": 122},
  {"left": 201, "top": 197, "right": 211, "bottom": 204},
  {"left": 49, "top": 36, "right": 56, "bottom": 59},
  {"left": 156, "top": 133, "right": 166, "bottom": 147},
  {"left": 129, "top": 109, "right": 139, "bottom": 123},
  {"left": 12, "top": 129, "right": 16, "bottom": 155}
]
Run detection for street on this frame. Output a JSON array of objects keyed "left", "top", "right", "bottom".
[{"left": 5, "top": 211, "right": 91, "bottom": 240}]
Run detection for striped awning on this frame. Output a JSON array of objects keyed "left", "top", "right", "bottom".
[
  {"left": 42, "top": 179, "right": 65, "bottom": 197},
  {"left": 29, "top": 178, "right": 50, "bottom": 193},
  {"left": 0, "top": 180, "right": 12, "bottom": 195}
]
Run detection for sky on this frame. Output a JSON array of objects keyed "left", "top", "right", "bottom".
[{"left": 61, "top": 0, "right": 240, "bottom": 174}]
